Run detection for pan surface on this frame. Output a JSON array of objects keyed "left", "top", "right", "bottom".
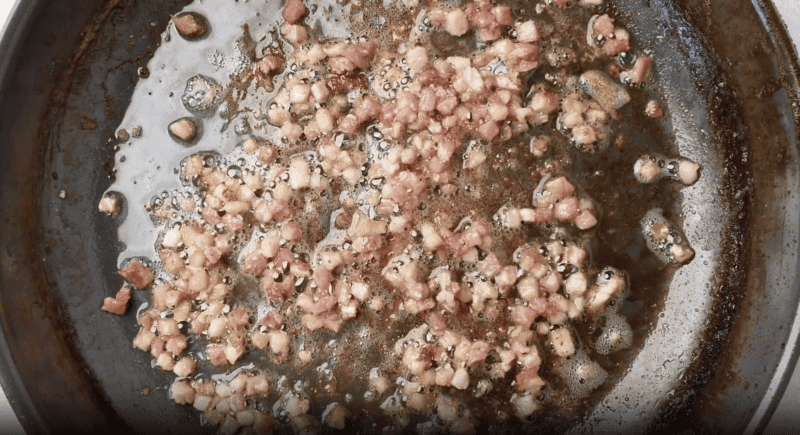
[{"left": 0, "top": 0, "right": 799, "bottom": 433}]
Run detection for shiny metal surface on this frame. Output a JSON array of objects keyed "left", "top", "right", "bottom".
[
  {"left": 0, "top": 2, "right": 32, "bottom": 434},
  {"left": 761, "top": 3, "right": 800, "bottom": 434},
  {"left": 0, "top": 0, "right": 799, "bottom": 434}
]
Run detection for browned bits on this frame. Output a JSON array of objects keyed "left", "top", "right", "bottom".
[
  {"left": 80, "top": 117, "right": 98, "bottom": 131},
  {"left": 258, "top": 55, "right": 284, "bottom": 75},
  {"left": 326, "top": 74, "right": 369, "bottom": 93},
  {"left": 334, "top": 211, "right": 353, "bottom": 229}
]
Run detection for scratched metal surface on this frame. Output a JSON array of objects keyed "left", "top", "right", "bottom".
[{"left": 0, "top": 0, "right": 799, "bottom": 433}]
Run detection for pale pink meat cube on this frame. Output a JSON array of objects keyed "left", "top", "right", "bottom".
[
  {"left": 118, "top": 259, "right": 154, "bottom": 289},
  {"left": 101, "top": 287, "right": 131, "bottom": 315}
]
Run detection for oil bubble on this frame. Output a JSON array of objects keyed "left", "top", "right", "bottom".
[
  {"left": 552, "top": 350, "right": 608, "bottom": 399},
  {"left": 594, "top": 313, "right": 633, "bottom": 355},
  {"left": 181, "top": 75, "right": 223, "bottom": 118}
]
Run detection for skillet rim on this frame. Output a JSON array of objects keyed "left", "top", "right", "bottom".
[{"left": 0, "top": 0, "right": 799, "bottom": 433}]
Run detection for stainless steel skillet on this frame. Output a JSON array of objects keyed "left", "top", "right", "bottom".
[{"left": 0, "top": 0, "right": 799, "bottom": 433}]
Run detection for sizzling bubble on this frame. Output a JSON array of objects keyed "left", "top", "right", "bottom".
[
  {"left": 640, "top": 208, "right": 695, "bottom": 264},
  {"left": 553, "top": 350, "right": 608, "bottom": 399},
  {"left": 181, "top": 75, "right": 223, "bottom": 118},
  {"left": 594, "top": 313, "right": 633, "bottom": 355}
]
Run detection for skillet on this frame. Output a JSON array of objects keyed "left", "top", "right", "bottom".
[{"left": 1, "top": 0, "right": 800, "bottom": 433}]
